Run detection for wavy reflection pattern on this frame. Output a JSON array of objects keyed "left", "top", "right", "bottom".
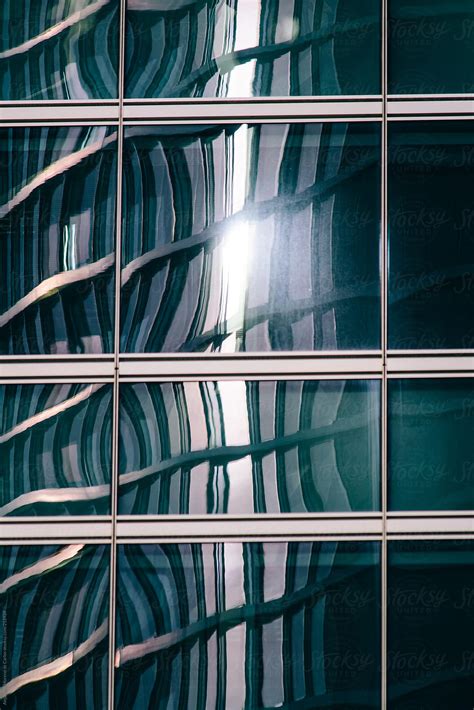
[
  {"left": 125, "top": 0, "right": 381, "bottom": 97},
  {"left": 0, "top": 0, "right": 119, "bottom": 100},
  {"left": 0, "top": 545, "right": 109, "bottom": 708},
  {"left": 121, "top": 122, "right": 381, "bottom": 352},
  {"left": 0, "top": 383, "right": 112, "bottom": 516},
  {"left": 115, "top": 542, "right": 381, "bottom": 708},
  {"left": 0, "top": 126, "right": 117, "bottom": 354},
  {"left": 119, "top": 380, "right": 380, "bottom": 514}
]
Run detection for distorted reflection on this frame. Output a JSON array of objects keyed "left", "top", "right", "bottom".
[
  {"left": 0, "top": 383, "right": 112, "bottom": 515},
  {"left": 115, "top": 542, "right": 381, "bottom": 708},
  {"left": 0, "top": 127, "right": 117, "bottom": 354},
  {"left": 0, "top": 0, "right": 119, "bottom": 100},
  {"left": 118, "top": 380, "right": 380, "bottom": 514},
  {"left": 125, "top": 0, "right": 381, "bottom": 97},
  {"left": 121, "top": 123, "right": 381, "bottom": 352},
  {"left": 0, "top": 545, "right": 109, "bottom": 708}
]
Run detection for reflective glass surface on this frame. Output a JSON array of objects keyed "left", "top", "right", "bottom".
[
  {"left": 121, "top": 123, "right": 381, "bottom": 352},
  {"left": 0, "top": 383, "right": 112, "bottom": 516},
  {"left": 0, "top": 0, "right": 119, "bottom": 100},
  {"left": 0, "top": 544, "right": 109, "bottom": 708},
  {"left": 0, "top": 127, "right": 117, "bottom": 354},
  {"left": 388, "top": 121, "right": 474, "bottom": 350},
  {"left": 116, "top": 542, "right": 381, "bottom": 708},
  {"left": 388, "top": 0, "right": 474, "bottom": 94},
  {"left": 125, "top": 0, "right": 381, "bottom": 98},
  {"left": 119, "top": 379, "right": 380, "bottom": 514},
  {"left": 388, "top": 540, "right": 474, "bottom": 709},
  {"left": 388, "top": 379, "right": 474, "bottom": 511}
]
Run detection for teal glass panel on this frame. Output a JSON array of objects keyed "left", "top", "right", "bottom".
[
  {"left": 118, "top": 380, "right": 380, "bottom": 514},
  {"left": 0, "top": 127, "right": 117, "bottom": 354},
  {"left": 0, "top": 383, "right": 112, "bottom": 516},
  {"left": 388, "top": 379, "right": 474, "bottom": 511},
  {"left": 116, "top": 542, "right": 381, "bottom": 708},
  {"left": 388, "top": 540, "right": 474, "bottom": 709},
  {"left": 0, "top": 544, "right": 109, "bottom": 708},
  {"left": 121, "top": 122, "right": 381, "bottom": 352},
  {"left": 389, "top": 0, "right": 474, "bottom": 94},
  {"left": 125, "top": 0, "right": 381, "bottom": 98},
  {"left": 0, "top": 0, "right": 119, "bottom": 100},
  {"left": 388, "top": 121, "right": 474, "bottom": 349}
]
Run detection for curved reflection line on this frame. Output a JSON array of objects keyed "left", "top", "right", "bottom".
[
  {"left": 119, "top": 411, "right": 370, "bottom": 487},
  {"left": 180, "top": 288, "right": 375, "bottom": 352},
  {"left": 0, "top": 255, "right": 114, "bottom": 328},
  {"left": 166, "top": 17, "right": 378, "bottom": 96},
  {"left": 0, "top": 620, "right": 107, "bottom": 700},
  {"left": 121, "top": 155, "right": 376, "bottom": 286},
  {"left": 0, "top": 0, "right": 112, "bottom": 60},
  {"left": 0, "top": 485, "right": 110, "bottom": 516},
  {"left": 0, "top": 132, "right": 116, "bottom": 220},
  {"left": 0, "top": 545, "right": 84, "bottom": 595},
  {"left": 115, "top": 564, "right": 353, "bottom": 667},
  {"left": 0, "top": 384, "right": 106, "bottom": 444}
]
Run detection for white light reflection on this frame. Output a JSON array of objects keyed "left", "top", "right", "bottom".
[{"left": 221, "top": 222, "right": 253, "bottom": 352}]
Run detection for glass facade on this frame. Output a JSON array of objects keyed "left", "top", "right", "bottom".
[{"left": 0, "top": 2, "right": 472, "bottom": 709}]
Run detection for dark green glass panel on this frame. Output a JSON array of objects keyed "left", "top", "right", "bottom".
[
  {"left": 116, "top": 542, "right": 381, "bottom": 709},
  {"left": 388, "top": 121, "right": 474, "bottom": 349},
  {"left": 121, "top": 123, "right": 381, "bottom": 352},
  {"left": 0, "top": 127, "right": 117, "bottom": 354},
  {"left": 388, "top": 379, "right": 474, "bottom": 511},
  {"left": 0, "top": 0, "right": 119, "bottom": 100},
  {"left": 0, "top": 544, "right": 109, "bottom": 708},
  {"left": 0, "top": 383, "right": 112, "bottom": 516},
  {"left": 389, "top": 0, "right": 474, "bottom": 94},
  {"left": 125, "top": 0, "right": 381, "bottom": 98},
  {"left": 118, "top": 380, "right": 380, "bottom": 514},
  {"left": 388, "top": 540, "right": 474, "bottom": 709}
]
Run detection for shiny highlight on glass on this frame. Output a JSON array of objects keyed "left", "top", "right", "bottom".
[{"left": 121, "top": 122, "right": 381, "bottom": 352}]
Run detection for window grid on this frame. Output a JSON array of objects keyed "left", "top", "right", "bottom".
[{"left": 0, "top": 1, "right": 473, "bottom": 708}]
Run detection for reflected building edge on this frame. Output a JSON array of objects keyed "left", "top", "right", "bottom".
[
  {"left": 119, "top": 379, "right": 381, "bottom": 514},
  {"left": 0, "top": 0, "right": 119, "bottom": 100},
  {"left": 0, "top": 383, "right": 113, "bottom": 516},
  {"left": 115, "top": 541, "right": 381, "bottom": 709},
  {"left": 121, "top": 122, "right": 381, "bottom": 353},
  {"left": 0, "top": 126, "right": 117, "bottom": 355},
  {"left": 125, "top": 0, "right": 381, "bottom": 98},
  {"left": 0, "top": 545, "right": 110, "bottom": 708}
]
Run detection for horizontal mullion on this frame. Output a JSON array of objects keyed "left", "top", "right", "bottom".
[{"left": 0, "top": 519, "right": 112, "bottom": 541}]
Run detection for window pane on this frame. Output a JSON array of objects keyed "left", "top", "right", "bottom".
[
  {"left": 0, "top": 0, "right": 119, "bottom": 100},
  {"left": 121, "top": 123, "right": 381, "bottom": 352},
  {"left": 388, "top": 379, "right": 474, "bottom": 511},
  {"left": 0, "top": 545, "right": 109, "bottom": 708},
  {"left": 119, "top": 379, "right": 380, "bottom": 514},
  {"left": 388, "top": 0, "right": 474, "bottom": 94},
  {"left": 116, "top": 542, "right": 381, "bottom": 708},
  {"left": 0, "top": 127, "right": 117, "bottom": 354},
  {"left": 388, "top": 540, "right": 474, "bottom": 709},
  {"left": 125, "top": 0, "right": 381, "bottom": 98},
  {"left": 0, "top": 383, "right": 112, "bottom": 516},
  {"left": 388, "top": 121, "right": 474, "bottom": 350}
]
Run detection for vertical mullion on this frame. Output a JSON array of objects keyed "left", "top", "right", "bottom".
[
  {"left": 108, "top": 0, "right": 126, "bottom": 708},
  {"left": 381, "top": 0, "right": 388, "bottom": 707}
]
